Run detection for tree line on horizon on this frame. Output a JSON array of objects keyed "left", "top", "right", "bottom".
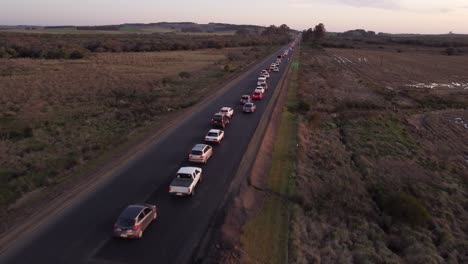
[
  {"left": 302, "top": 23, "right": 326, "bottom": 42},
  {"left": 0, "top": 25, "right": 293, "bottom": 60}
]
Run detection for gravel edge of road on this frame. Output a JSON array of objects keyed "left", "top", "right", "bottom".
[
  {"left": 193, "top": 46, "right": 296, "bottom": 264},
  {"left": 0, "top": 46, "right": 286, "bottom": 256}
]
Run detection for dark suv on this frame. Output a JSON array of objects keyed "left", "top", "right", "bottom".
[{"left": 211, "top": 113, "right": 230, "bottom": 128}]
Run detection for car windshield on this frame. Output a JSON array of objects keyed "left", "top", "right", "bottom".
[
  {"left": 207, "top": 132, "right": 218, "bottom": 137},
  {"left": 220, "top": 109, "right": 228, "bottom": 113},
  {"left": 242, "top": 96, "right": 249, "bottom": 100},
  {"left": 177, "top": 173, "right": 192, "bottom": 179},
  {"left": 191, "top": 150, "right": 203, "bottom": 155},
  {"left": 245, "top": 104, "right": 253, "bottom": 108},
  {"left": 116, "top": 218, "right": 135, "bottom": 228}
]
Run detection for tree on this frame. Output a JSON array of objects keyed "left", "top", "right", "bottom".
[
  {"left": 235, "top": 28, "right": 249, "bottom": 36},
  {"left": 313, "top": 23, "right": 326, "bottom": 40},
  {"left": 302, "top": 28, "right": 314, "bottom": 42}
]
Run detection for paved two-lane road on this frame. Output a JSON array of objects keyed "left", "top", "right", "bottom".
[{"left": 1, "top": 45, "right": 294, "bottom": 264}]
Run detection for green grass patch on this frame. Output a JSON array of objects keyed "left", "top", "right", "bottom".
[
  {"left": 241, "top": 49, "right": 299, "bottom": 263},
  {"left": 340, "top": 115, "right": 418, "bottom": 158}
]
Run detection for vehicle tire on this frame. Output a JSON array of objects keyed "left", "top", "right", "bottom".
[{"left": 138, "top": 230, "right": 143, "bottom": 239}]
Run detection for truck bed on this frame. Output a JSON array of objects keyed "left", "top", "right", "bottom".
[{"left": 170, "top": 178, "right": 193, "bottom": 188}]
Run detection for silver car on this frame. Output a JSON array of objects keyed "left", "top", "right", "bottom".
[
  {"left": 113, "top": 204, "right": 157, "bottom": 239},
  {"left": 189, "top": 144, "right": 213, "bottom": 163}
]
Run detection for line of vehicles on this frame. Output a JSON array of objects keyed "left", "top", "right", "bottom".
[{"left": 113, "top": 43, "right": 296, "bottom": 239}]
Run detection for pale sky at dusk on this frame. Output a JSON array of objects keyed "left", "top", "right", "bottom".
[{"left": 1, "top": 0, "right": 467, "bottom": 34}]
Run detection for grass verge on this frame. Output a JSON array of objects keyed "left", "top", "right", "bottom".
[{"left": 240, "top": 48, "right": 299, "bottom": 264}]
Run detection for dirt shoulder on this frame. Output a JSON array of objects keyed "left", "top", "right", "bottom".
[{"left": 0, "top": 46, "right": 282, "bottom": 253}]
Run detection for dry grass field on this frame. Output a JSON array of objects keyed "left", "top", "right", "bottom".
[
  {"left": 289, "top": 44, "right": 467, "bottom": 263},
  {"left": 0, "top": 46, "right": 275, "bottom": 225}
]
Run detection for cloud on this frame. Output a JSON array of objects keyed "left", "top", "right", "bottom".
[
  {"left": 289, "top": 0, "right": 400, "bottom": 10},
  {"left": 289, "top": 1, "right": 457, "bottom": 13},
  {"left": 333, "top": 0, "right": 400, "bottom": 9}
]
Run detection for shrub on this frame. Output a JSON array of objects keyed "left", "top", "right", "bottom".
[
  {"left": 69, "top": 49, "right": 86, "bottom": 59},
  {"left": 227, "top": 51, "right": 243, "bottom": 61},
  {"left": 373, "top": 189, "right": 431, "bottom": 227},
  {"left": 288, "top": 99, "right": 310, "bottom": 114},
  {"left": 445, "top": 47, "right": 456, "bottom": 56},
  {"left": 178, "top": 71, "right": 192, "bottom": 79}
]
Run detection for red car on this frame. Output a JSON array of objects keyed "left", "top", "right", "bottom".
[{"left": 252, "top": 92, "right": 263, "bottom": 100}]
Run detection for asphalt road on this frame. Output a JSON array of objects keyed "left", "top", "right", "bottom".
[{"left": 1, "top": 45, "right": 294, "bottom": 264}]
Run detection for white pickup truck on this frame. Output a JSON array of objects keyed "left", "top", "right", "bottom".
[{"left": 169, "top": 167, "right": 202, "bottom": 196}]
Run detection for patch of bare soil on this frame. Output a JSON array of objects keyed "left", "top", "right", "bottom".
[{"left": 290, "top": 45, "right": 467, "bottom": 264}]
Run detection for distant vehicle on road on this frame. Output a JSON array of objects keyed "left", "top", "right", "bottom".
[
  {"left": 169, "top": 167, "right": 202, "bottom": 196},
  {"left": 113, "top": 204, "right": 157, "bottom": 239},
  {"left": 255, "top": 86, "right": 265, "bottom": 94},
  {"left": 258, "top": 81, "right": 268, "bottom": 90},
  {"left": 240, "top": 95, "right": 252, "bottom": 104},
  {"left": 211, "top": 113, "right": 230, "bottom": 128},
  {"left": 257, "top": 76, "right": 267, "bottom": 86},
  {"left": 273, "top": 67, "right": 280, "bottom": 72},
  {"left": 261, "top": 72, "right": 270, "bottom": 79},
  {"left": 189, "top": 144, "right": 213, "bottom": 163},
  {"left": 219, "top": 107, "right": 234, "bottom": 118},
  {"left": 243, "top": 102, "right": 256, "bottom": 113},
  {"left": 252, "top": 91, "right": 263, "bottom": 100},
  {"left": 205, "top": 129, "right": 224, "bottom": 144}
]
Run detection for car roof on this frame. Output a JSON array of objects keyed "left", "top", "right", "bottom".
[
  {"left": 177, "top": 166, "right": 202, "bottom": 174},
  {"left": 220, "top": 107, "right": 231, "bottom": 110},
  {"left": 213, "top": 112, "right": 225, "bottom": 117},
  {"left": 192, "top": 144, "right": 208, "bottom": 151},
  {"left": 208, "top": 129, "right": 221, "bottom": 133},
  {"left": 120, "top": 205, "right": 145, "bottom": 218},
  {"left": 245, "top": 102, "right": 254, "bottom": 106}
]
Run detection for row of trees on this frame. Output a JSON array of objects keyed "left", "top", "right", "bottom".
[
  {"left": 0, "top": 32, "right": 291, "bottom": 60},
  {"left": 302, "top": 23, "right": 326, "bottom": 42}
]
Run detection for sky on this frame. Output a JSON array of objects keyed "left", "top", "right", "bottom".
[{"left": 1, "top": 0, "right": 467, "bottom": 34}]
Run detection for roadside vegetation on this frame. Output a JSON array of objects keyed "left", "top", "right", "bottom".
[
  {"left": 0, "top": 44, "right": 281, "bottom": 231},
  {"left": 289, "top": 35, "right": 467, "bottom": 263},
  {"left": 0, "top": 25, "right": 292, "bottom": 60},
  {"left": 240, "top": 47, "right": 299, "bottom": 264}
]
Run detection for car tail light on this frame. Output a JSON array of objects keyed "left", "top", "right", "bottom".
[
  {"left": 211, "top": 118, "right": 214, "bottom": 122},
  {"left": 201, "top": 155, "right": 205, "bottom": 158},
  {"left": 133, "top": 225, "right": 140, "bottom": 231},
  {"left": 189, "top": 154, "right": 192, "bottom": 158},
  {"left": 169, "top": 186, "right": 172, "bottom": 192}
]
